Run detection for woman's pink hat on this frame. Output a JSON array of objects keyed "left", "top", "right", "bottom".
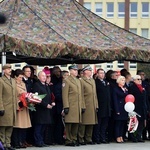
[{"left": 42, "top": 66, "right": 51, "bottom": 75}]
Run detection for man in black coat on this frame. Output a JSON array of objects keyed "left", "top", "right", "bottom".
[
  {"left": 32, "top": 71, "right": 53, "bottom": 147},
  {"left": 137, "top": 70, "right": 150, "bottom": 140},
  {"left": 107, "top": 71, "right": 118, "bottom": 142},
  {"left": 128, "top": 75, "right": 147, "bottom": 142},
  {"left": 93, "top": 69, "right": 111, "bottom": 144},
  {"left": 51, "top": 66, "right": 64, "bottom": 145},
  {"left": 22, "top": 66, "right": 34, "bottom": 93},
  {"left": 22, "top": 65, "right": 35, "bottom": 146}
]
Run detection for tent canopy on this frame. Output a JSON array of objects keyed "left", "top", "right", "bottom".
[{"left": 0, "top": 0, "right": 150, "bottom": 65}]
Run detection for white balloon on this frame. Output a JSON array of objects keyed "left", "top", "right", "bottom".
[{"left": 124, "top": 102, "right": 135, "bottom": 113}]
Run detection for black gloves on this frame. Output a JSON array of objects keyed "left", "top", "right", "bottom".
[
  {"left": 18, "top": 101, "right": 24, "bottom": 108},
  {"left": 0, "top": 110, "right": 5, "bottom": 116},
  {"left": 64, "top": 108, "right": 69, "bottom": 115},
  {"left": 82, "top": 109, "right": 85, "bottom": 113},
  {"left": 96, "top": 108, "right": 99, "bottom": 112}
]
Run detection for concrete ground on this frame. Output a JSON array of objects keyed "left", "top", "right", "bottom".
[{"left": 19, "top": 141, "right": 150, "bottom": 150}]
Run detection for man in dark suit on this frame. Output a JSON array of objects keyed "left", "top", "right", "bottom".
[
  {"left": 128, "top": 75, "right": 147, "bottom": 142},
  {"left": 22, "top": 65, "right": 34, "bottom": 146},
  {"left": 51, "top": 66, "right": 64, "bottom": 145},
  {"left": 32, "top": 71, "right": 53, "bottom": 147},
  {"left": 93, "top": 69, "right": 111, "bottom": 144},
  {"left": 137, "top": 70, "right": 150, "bottom": 140},
  {"left": 22, "top": 66, "right": 33, "bottom": 93},
  {"left": 107, "top": 71, "right": 118, "bottom": 142}
]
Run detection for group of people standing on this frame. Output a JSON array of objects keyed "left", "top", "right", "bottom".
[
  {"left": 62, "top": 65, "right": 150, "bottom": 146},
  {"left": 0, "top": 63, "right": 149, "bottom": 150}
]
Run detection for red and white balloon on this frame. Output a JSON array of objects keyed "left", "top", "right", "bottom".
[{"left": 124, "top": 94, "right": 135, "bottom": 113}]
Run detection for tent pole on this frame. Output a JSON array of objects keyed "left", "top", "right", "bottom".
[
  {"left": 1, "top": 52, "right": 6, "bottom": 73},
  {"left": 124, "top": 0, "right": 130, "bottom": 71},
  {"left": 2, "top": 51, "right": 6, "bottom": 65},
  {"left": 1, "top": 35, "right": 6, "bottom": 73}
]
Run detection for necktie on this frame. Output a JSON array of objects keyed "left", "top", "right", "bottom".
[{"left": 102, "top": 80, "right": 106, "bottom": 86}]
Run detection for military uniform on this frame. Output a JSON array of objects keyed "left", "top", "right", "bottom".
[
  {"left": 62, "top": 66, "right": 83, "bottom": 146},
  {"left": 0, "top": 64, "right": 17, "bottom": 148},
  {"left": 78, "top": 65, "right": 98, "bottom": 144}
]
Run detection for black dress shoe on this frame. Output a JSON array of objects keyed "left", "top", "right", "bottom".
[
  {"left": 75, "top": 142, "right": 80, "bottom": 146},
  {"left": 19, "top": 144, "right": 27, "bottom": 148},
  {"left": 132, "top": 139, "right": 138, "bottom": 143},
  {"left": 101, "top": 140, "right": 108, "bottom": 144},
  {"left": 79, "top": 142, "right": 86, "bottom": 145},
  {"left": 96, "top": 141, "right": 101, "bottom": 144},
  {"left": 93, "top": 140, "right": 101, "bottom": 144},
  {"left": 42, "top": 144, "right": 49, "bottom": 147},
  {"left": 5, "top": 147, "right": 16, "bottom": 150},
  {"left": 14, "top": 145, "right": 20, "bottom": 149},
  {"left": 65, "top": 142, "right": 76, "bottom": 146},
  {"left": 137, "top": 139, "right": 145, "bottom": 143},
  {"left": 35, "top": 144, "right": 43, "bottom": 147},
  {"left": 86, "top": 141, "right": 95, "bottom": 145}
]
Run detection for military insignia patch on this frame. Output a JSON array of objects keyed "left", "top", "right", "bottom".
[{"left": 62, "top": 83, "right": 65, "bottom": 87}]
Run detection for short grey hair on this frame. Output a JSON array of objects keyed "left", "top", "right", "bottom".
[
  {"left": 116, "top": 76, "right": 125, "bottom": 84},
  {"left": 38, "top": 71, "right": 45, "bottom": 77},
  {"left": 132, "top": 75, "right": 141, "bottom": 81}
]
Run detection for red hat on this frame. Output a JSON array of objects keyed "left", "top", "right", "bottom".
[{"left": 42, "top": 67, "right": 50, "bottom": 75}]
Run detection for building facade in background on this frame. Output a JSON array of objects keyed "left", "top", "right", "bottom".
[
  {"left": 2, "top": 0, "right": 149, "bottom": 76},
  {"left": 76, "top": 0, "right": 150, "bottom": 75}
]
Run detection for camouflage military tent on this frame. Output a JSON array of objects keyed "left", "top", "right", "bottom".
[{"left": 0, "top": 0, "right": 150, "bottom": 65}]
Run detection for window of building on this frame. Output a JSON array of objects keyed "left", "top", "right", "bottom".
[
  {"left": 84, "top": 2, "right": 91, "bottom": 11},
  {"left": 95, "top": 2, "right": 102, "bottom": 16},
  {"left": 106, "top": 63, "right": 113, "bottom": 69},
  {"left": 142, "top": 2, "right": 149, "bottom": 18},
  {"left": 117, "top": 61, "right": 124, "bottom": 69},
  {"left": 15, "top": 64, "right": 21, "bottom": 67},
  {"left": 130, "top": 2, "right": 137, "bottom": 18},
  {"left": 60, "top": 64, "right": 67, "bottom": 67},
  {"left": 141, "top": 29, "right": 149, "bottom": 38},
  {"left": 96, "top": 64, "right": 102, "bottom": 68},
  {"left": 107, "top": 2, "right": 114, "bottom": 18},
  {"left": 118, "top": 2, "right": 125, "bottom": 18},
  {"left": 129, "top": 28, "right": 137, "bottom": 34},
  {"left": 129, "top": 62, "right": 137, "bottom": 69}
]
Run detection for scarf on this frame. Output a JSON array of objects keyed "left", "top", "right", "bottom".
[{"left": 135, "top": 83, "right": 144, "bottom": 93}]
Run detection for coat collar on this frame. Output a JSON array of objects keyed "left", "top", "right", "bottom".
[
  {"left": 82, "top": 77, "right": 93, "bottom": 85},
  {"left": 1, "top": 75, "right": 13, "bottom": 87},
  {"left": 68, "top": 76, "right": 77, "bottom": 85}
]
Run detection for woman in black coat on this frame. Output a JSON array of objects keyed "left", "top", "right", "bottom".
[
  {"left": 128, "top": 75, "right": 147, "bottom": 142},
  {"left": 112, "top": 76, "right": 128, "bottom": 143}
]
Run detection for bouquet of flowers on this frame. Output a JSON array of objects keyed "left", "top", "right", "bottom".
[
  {"left": 19, "top": 92, "right": 46, "bottom": 111},
  {"left": 128, "top": 111, "right": 140, "bottom": 133}
]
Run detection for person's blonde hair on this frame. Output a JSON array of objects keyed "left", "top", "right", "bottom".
[{"left": 116, "top": 75, "right": 125, "bottom": 84}]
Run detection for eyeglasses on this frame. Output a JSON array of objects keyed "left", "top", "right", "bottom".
[{"left": 137, "top": 79, "right": 142, "bottom": 80}]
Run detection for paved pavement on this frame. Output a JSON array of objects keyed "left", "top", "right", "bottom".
[{"left": 19, "top": 141, "right": 150, "bottom": 150}]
